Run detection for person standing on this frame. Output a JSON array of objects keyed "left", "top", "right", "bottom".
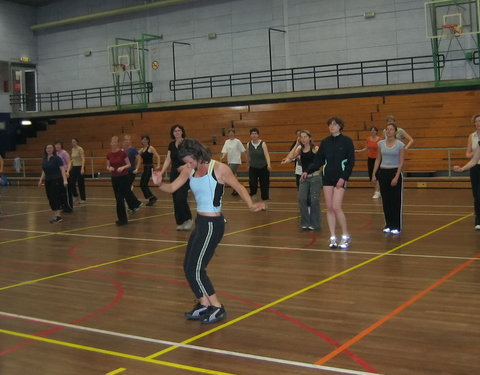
[
  {"left": 282, "top": 130, "right": 321, "bottom": 230},
  {"left": 302, "top": 117, "right": 355, "bottom": 249},
  {"left": 38, "top": 144, "right": 68, "bottom": 223},
  {"left": 152, "top": 138, "right": 265, "bottom": 324},
  {"left": 138, "top": 135, "right": 160, "bottom": 207},
  {"left": 0, "top": 154, "right": 4, "bottom": 214},
  {"left": 246, "top": 128, "right": 271, "bottom": 201},
  {"left": 122, "top": 134, "right": 143, "bottom": 213},
  {"left": 453, "top": 114, "right": 480, "bottom": 230},
  {"left": 355, "top": 126, "right": 382, "bottom": 198},
  {"left": 383, "top": 115, "right": 414, "bottom": 150},
  {"left": 54, "top": 140, "right": 74, "bottom": 213},
  {"left": 68, "top": 138, "right": 86, "bottom": 204},
  {"left": 220, "top": 128, "right": 246, "bottom": 196},
  {"left": 106, "top": 136, "right": 131, "bottom": 226},
  {"left": 158, "top": 124, "right": 193, "bottom": 230},
  {"left": 372, "top": 123, "right": 405, "bottom": 235}
]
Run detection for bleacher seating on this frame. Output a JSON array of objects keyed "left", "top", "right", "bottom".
[{"left": 4, "top": 90, "right": 476, "bottom": 185}]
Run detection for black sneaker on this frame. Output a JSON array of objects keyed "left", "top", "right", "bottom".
[
  {"left": 185, "top": 303, "right": 209, "bottom": 320},
  {"left": 200, "top": 305, "right": 226, "bottom": 324},
  {"left": 49, "top": 216, "right": 63, "bottom": 224},
  {"left": 115, "top": 220, "right": 128, "bottom": 226},
  {"left": 146, "top": 196, "right": 157, "bottom": 206}
]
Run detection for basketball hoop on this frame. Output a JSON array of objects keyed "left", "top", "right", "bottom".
[{"left": 442, "top": 23, "right": 463, "bottom": 37}]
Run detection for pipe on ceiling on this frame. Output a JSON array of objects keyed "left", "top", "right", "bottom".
[{"left": 30, "top": 0, "right": 197, "bottom": 31}]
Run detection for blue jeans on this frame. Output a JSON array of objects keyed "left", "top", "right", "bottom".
[{"left": 298, "top": 174, "right": 322, "bottom": 229}]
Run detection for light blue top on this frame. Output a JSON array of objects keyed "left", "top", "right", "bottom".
[
  {"left": 379, "top": 139, "right": 404, "bottom": 168},
  {"left": 189, "top": 160, "right": 224, "bottom": 213}
]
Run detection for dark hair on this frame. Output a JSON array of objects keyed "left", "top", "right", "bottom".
[
  {"left": 170, "top": 124, "right": 186, "bottom": 140},
  {"left": 54, "top": 140, "right": 63, "bottom": 148},
  {"left": 43, "top": 144, "right": 56, "bottom": 158},
  {"left": 227, "top": 128, "right": 235, "bottom": 134},
  {"left": 472, "top": 114, "right": 480, "bottom": 124},
  {"left": 370, "top": 126, "right": 378, "bottom": 132},
  {"left": 72, "top": 138, "right": 80, "bottom": 143},
  {"left": 250, "top": 127, "right": 259, "bottom": 135},
  {"left": 178, "top": 138, "right": 211, "bottom": 163},
  {"left": 299, "top": 130, "right": 314, "bottom": 149},
  {"left": 386, "top": 123, "right": 398, "bottom": 132},
  {"left": 141, "top": 135, "right": 151, "bottom": 145},
  {"left": 326, "top": 116, "right": 344, "bottom": 131}
]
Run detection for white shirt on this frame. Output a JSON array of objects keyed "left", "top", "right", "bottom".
[{"left": 221, "top": 138, "right": 246, "bottom": 164}]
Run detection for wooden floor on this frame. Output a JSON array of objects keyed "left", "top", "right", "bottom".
[{"left": 0, "top": 185, "right": 478, "bottom": 375}]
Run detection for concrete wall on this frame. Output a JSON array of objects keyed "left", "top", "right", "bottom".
[
  {"left": 4, "top": 0, "right": 473, "bottom": 107},
  {"left": 0, "top": 0, "right": 36, "bottom": 112}
]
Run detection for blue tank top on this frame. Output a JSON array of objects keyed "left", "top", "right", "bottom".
[{"left": 189, "top": 160, "right": 224, "bottom": 213}]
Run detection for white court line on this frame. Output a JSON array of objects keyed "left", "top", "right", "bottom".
[
  {"left": 0, "top": 227, "right": 475, "bottom": 262},
  {"left": 0, "top": 311, "right": 382, "bottom": 375}
]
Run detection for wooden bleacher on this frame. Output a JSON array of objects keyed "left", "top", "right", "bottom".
[{"left": 3, "top": 90, "right": 475, "bottom": 188}]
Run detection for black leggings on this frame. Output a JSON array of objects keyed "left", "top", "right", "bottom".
[
  {"left": 184, "top": 215, "right": 225, "bottom": 299},
  {"left": 470, "top": 164, "right": 480, "bottom": 225},
  {"left": 140, "top": 165, "right": 156, "bottom": 200},
  {"left": 249, "top": 166, "right": 270, "bottom": 200},
  {"left": 69, "top": 165, "right": 86, "bottom": 200},
  {"left": 378, "top": 168, "right": 403, "bottom": 231}
]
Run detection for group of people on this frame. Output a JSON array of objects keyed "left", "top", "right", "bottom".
[
  {"left": 29, "top": 112, "right": 480, "bottom": 326},
  {"left": 38, "top": 139, "right": 86, "bottom": 223}
]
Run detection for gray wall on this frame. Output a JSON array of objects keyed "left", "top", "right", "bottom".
[
  {"left": 0, "top": 0, "right": 36, "bottom": 112},
  {"left": 2, "top": 0, "right": 475, "bottom": 107}
]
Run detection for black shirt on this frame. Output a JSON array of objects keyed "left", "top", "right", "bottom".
[{"left": 42, "top": 155, "right": 63, "bottom": 181}]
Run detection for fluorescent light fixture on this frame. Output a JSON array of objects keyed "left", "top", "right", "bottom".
[{"left": 21, "top": 120, "right": 32, "bottom": 126}]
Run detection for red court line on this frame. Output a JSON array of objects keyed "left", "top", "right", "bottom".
[{"left": 315, "top": 253, "right": 480, "bottom": 366}]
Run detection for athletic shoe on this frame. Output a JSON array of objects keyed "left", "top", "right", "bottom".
[
  {"left": 185, "top": 303, "right": 209, "bottom": 320},
  {"left": 329, "top": 236, "right": 338, "bottom": 249},
  {"left": 338, "top": 235, "right": 351, "bottom": 249},
  {"left": 200, "top": 305, "right": 226, "bottom": 324},
  {"left": 307, "top": 226, "right": 315, "bottom": 231},
  {"left": 372, "top": 191, "right": 381, "bottom": 199},
  {"left": 49, "top": 216, "right": 63, "bottom": 224},
  {"left": 390, "top": 229, "right": 401, "bottom": 235},
  {"left": 80, "top": 200, "right": 86, "bottom": 204},
  {"left": 300, "top": 226, "right": 308, "bottom": 230},
  {"left": 383, "top": 227, "right": 391, "bottom": 233},
  {"left": 128, "top": 202, "right": 143, "bottom": 213},
  {"left": 176, "top": 224, "right": 184, "bottom": 231},
  {"left": 182, "top": 219, "right": 193, "bottom": 231},
  {"left": 146, "top": 196, "right": 157, "bottom": 206},
  {"left": 475, "top": 225, "right": 480, "bottom": 231},
  {"left": 115, "top": 220, "right": 128, "bottom": 226}
]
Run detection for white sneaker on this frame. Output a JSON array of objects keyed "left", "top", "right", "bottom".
[
  {"left": 390, "top": 229, "right": 401, "bottom": 235},
  {"left": 182, "top": 219, "right": 193, "bottom": 231},
  {"left": 383, "top": 227, "right": 391, "bottom": 233},
  {"left": 329, "top": 236, "right": 338, "bottom": 249},
  {"left": 338, "top": 235, "right": 351, "bottom": 249},
  {"left": 372, "top": 191, "right": 381, "bottom": 199},
  {"left": 475, "top": 225, "right": 480, "bottom": 231}
]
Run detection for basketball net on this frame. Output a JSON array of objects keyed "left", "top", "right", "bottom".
[{"left": 442, "top": 24, "right": 463, "bottom": 37}]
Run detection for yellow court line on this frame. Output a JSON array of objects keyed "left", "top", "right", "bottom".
[
  {"left": 0, "top": 212, "right": 173, "bottom": 247},
  {"left": 0, "top": 215, "right": 299, "bottom": 292},
  {"left": 146, "top": 213, "right": 472, "bottom": 359},
  {"left": 0, "top": 328, "right": 237, "bottom": 375}
]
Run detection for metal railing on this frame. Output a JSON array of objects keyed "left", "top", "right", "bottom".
[
  {"left": 169, "top": 54, "right": 458, "bottom": 100},
  {"left": 2, "top": 147, "right": 468, "bottom": 180},
  {"left": 10, "top": 81, "right": 153, "bottom": 112}
]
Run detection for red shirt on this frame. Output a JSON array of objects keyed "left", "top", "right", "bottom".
[
  {"left": 366, "top": 137, "right": 382, "bottom": 159},
  {"left": 106, "top": 150, "right": 128, "bottom": 177}
]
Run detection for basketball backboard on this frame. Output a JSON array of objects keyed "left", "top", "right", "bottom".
[
  {"left": 107, "top": 42, "right": 141, "bottom": 74},
  {"left": 425, "top": 0, "right": 480, "bottom": 39}
]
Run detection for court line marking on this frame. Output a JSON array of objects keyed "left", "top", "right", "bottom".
[
  {"left": 0, "top": 312, "right": 380, "bottom": 375},
  {"left": 315, "top": 252, "right": 480, "bottom": 365},
  {"left": 144, "top": 214, "right": 472, "bottom": 361},
  {"left": 1, "top": 225, "right": 477, "bottom": 262},
  {"left": 0, "top": 216, "right": 298, "bottom": 292},
  {"left": 0, "top": 327, "right": 237, "bottom": 375}
]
